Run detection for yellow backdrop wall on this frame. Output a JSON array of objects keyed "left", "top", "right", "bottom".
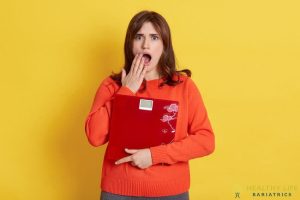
[{"left": 1, "top": 0, "right": 299, "bottom": 199}]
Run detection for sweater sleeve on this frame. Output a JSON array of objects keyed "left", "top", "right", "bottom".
[
  {"left": 84, "top": 77, "right": 135, "bottom": 147},
  {"left": 149, "top": 78, "right": 215, "bottom": 165}
]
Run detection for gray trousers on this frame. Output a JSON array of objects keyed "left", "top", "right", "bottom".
[{"left": 100, "top": 191, "right": 189, "bottom": 200}]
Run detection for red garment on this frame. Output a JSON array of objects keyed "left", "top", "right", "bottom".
[{"left": 84, "top": 75, "right": 215, "bottom": 197}]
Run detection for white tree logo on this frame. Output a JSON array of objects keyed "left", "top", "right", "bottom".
[{"left": 160, "top": 103, "right": 178, "bottom": 133}]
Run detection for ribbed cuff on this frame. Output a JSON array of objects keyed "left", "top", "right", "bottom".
[
  {"left": 116, "top": 86, "right": 136, "bottom": 96},
  {"left": 149, "top": 145, "right": 168, "bottom": 165}
]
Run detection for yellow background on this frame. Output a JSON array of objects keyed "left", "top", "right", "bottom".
[{"left": 1, "top": 0, "right": 299, "bottom": 199}]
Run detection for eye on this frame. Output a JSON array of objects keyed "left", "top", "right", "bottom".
[
  {"left": 151, "top": 35, "right": 159, "bottom": 40},
  {"left": 134, "top": 35, "right": 142, "bottom": 40}
]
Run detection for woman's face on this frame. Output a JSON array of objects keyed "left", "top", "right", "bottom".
[{"left": 132, "top": 22, "right": 164, "bottom": 78}]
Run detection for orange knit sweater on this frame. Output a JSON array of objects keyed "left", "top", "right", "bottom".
[{"left": 84, "top": 74, "right": 215, "bottom": 197}]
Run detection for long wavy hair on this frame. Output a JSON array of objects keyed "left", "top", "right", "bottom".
[{"left": 110, "top": 10, "right": 191, "bottom": 90}]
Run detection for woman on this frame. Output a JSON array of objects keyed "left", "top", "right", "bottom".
[{"left": 84, "top": 10, "right": 215, "bottom": 200}]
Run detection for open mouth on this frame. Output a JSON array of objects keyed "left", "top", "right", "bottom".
[{"left": 142, "top": 54, "right": 152, "bottom": 64}]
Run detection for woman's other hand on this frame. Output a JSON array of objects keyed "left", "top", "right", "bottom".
[
  {"left": 121, "top": 53, "right": 147, "bottom": 93},
  {"left": 115, "top": 148, "right": 153, "bottom": 169}
]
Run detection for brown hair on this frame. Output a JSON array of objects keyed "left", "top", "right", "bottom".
[{"left": 110, "top": 10, "right": 191, "bottom": 90}]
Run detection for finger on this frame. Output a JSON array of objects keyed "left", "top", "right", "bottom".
[
  {"left": 133, "top": 53, "right": 143, "bottom": 75},
  {"left": 130, "top": 162, "right": 137, "bottom": 166},
  {"left": 138, "top": 65, "right": 147, "bottom": 82},
  {"left": 125, "top": 148, "right": 139, "bottom": 154},
  {"left": 115, "top": 155, "right": 132, "bottom": 165},
  {"left": 130, "top": 53, "right": 141, "bottom": 75},
  {"left": 121, "top": 68, "right": 126, "bottom": 82},
  {"left": 131, "top": 53, "right": 139, "bottom": 68},
  {"left": 136, "top": 57, "right": 145, "bottom": 77}
]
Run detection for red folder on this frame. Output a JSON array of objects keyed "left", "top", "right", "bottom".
[{"left": 105, "top": 94, "right": 179, "bottom": 161}]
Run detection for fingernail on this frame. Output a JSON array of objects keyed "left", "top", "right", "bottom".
[{"left": 115, "top": 161, "right": 118, "bottom": 164}]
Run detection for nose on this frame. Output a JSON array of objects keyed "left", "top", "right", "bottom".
[{"left": 142, "top": 37, "right": 150, "bottom": 49}]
